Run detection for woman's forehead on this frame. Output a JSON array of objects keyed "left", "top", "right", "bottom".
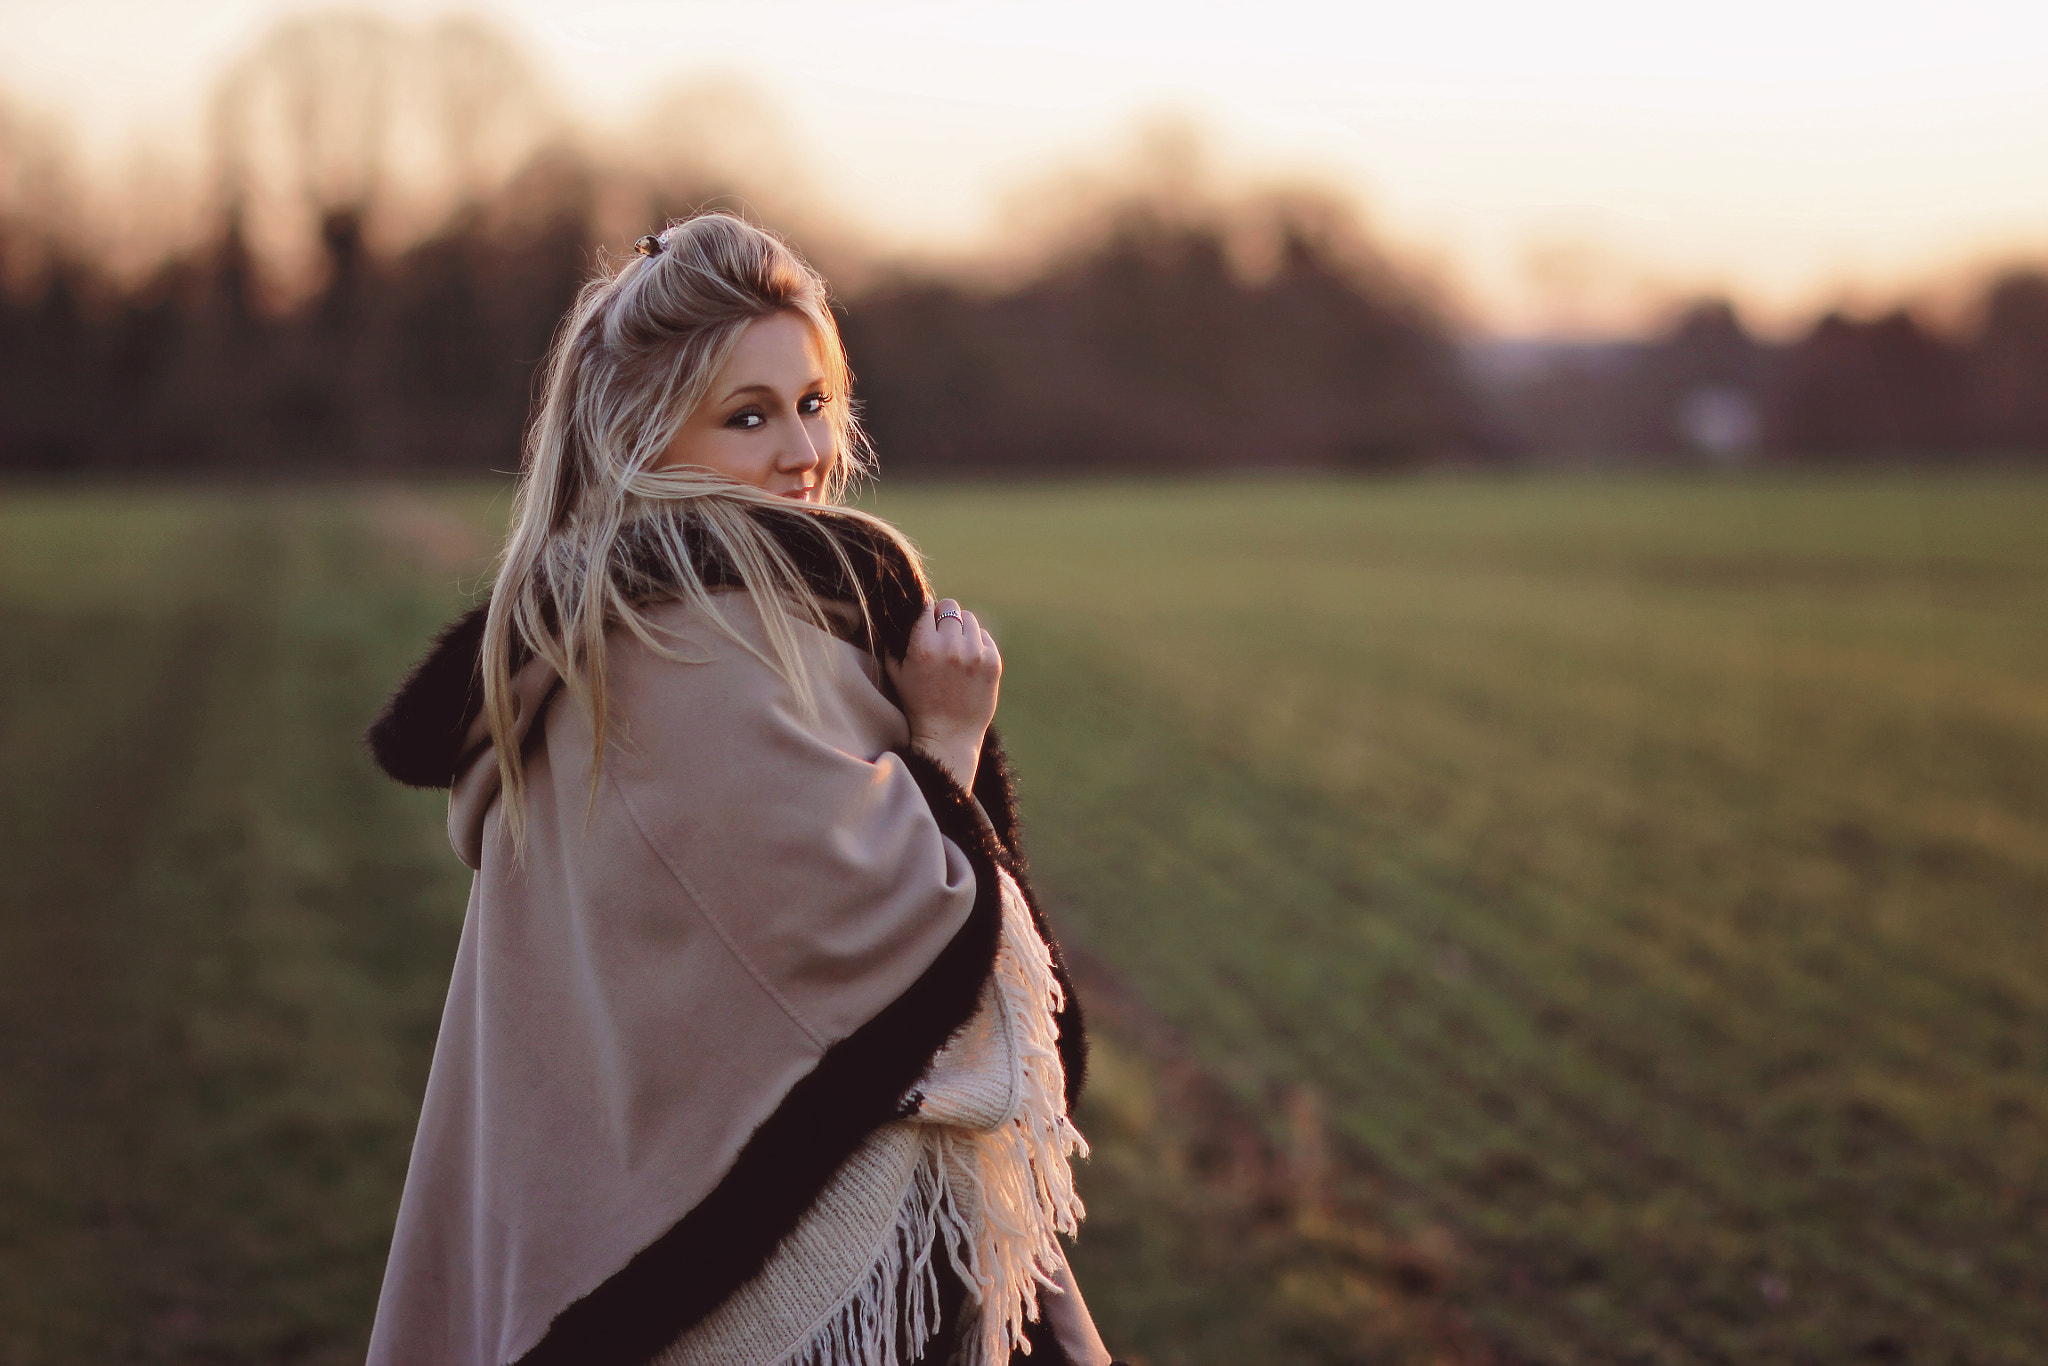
[{"left": 724, "top": 311, "right": 826, "bottom": 377}]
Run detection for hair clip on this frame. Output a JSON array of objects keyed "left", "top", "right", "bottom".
[{"left": 635, "top": 234, "right": 664, "bottom": 258}]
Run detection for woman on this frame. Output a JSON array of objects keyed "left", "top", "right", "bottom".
[{"left": 362, "top": 214, "right": 1117, "bottom": 1366}]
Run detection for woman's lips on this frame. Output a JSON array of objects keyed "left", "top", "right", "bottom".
[{"left": 781, "top": 485, "right": 816, "bottom": 501}]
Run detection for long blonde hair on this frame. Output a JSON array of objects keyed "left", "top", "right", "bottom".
[{"left": 482, "top": 212, "right": 920, "bottom": 838}]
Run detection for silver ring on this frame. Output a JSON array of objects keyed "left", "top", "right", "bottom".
[{"left": 936, "top": 608, "right": 963, "bottom": 625}]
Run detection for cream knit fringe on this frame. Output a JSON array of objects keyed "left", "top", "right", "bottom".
[
  {"left": 926, "top": 868, "right": 1089, "bottom": 1366},
  {"left": 655, "top": 870, "right": 1085, "bottom": 1366}
]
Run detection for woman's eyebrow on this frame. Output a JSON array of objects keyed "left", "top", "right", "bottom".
[{"left": 716, "top": 378, "right": 827, "bottom": 403}]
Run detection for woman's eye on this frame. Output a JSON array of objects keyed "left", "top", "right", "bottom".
[
  {"left": 726, "top": 409, "right": 765, "bottom": 430},
  {"left": 801, "top": 393, "right": 829, "bottom": 416}
]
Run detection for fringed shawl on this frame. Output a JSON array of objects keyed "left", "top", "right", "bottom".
[
  {"left": 361, "top": 505, "right": 1091, "bottom": 1366},
  {"left": 660, "top": 865, "right": 1088, "bottom": 1366}
]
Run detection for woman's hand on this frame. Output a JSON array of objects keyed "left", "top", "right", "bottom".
[{"left": 886, "top": 598, "right": 1000, "bottom": 789}]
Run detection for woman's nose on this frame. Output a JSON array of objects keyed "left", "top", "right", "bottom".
[{"left": 776, "top": 416, "right": 824, "bottom": 472}]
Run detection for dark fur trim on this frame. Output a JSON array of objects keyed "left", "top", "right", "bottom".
[
  {"left": 516, "top": 750, "right": 1005, "bottom": 1366},
  {"left": 363, "top": 603, "right": 490, "bottom": 789},
  {"left": 973, "top": 728, "right": 1026, "bottom": 859},
  {"left": 364, "top": 507, "right": 929, "bottom": 791}
]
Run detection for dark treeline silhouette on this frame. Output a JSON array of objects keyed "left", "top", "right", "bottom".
[
  {"left": 0, "top": 13, "right": 1481, "bottom": 479},
  {"left": 1484, "top": 280, "right": 2048, "bottom": 464},
  {"left": 846, "top": 211, "right": 1478, "bottom": 473},
  {"left": 10, "top": 11, "right": 2048, "bottom": 477},
  {"left": 0, "top": 178, "right": 593, "bottom": 474},
  {"left": 0, "top": 187, "right": 1484, "bottom": 477}
]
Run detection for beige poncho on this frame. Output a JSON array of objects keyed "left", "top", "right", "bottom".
[{"left": 362, "top": 508, "right": 1109, "bottom": 1366}]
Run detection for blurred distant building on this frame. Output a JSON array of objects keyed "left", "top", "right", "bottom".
[
  {"left": 1469, "top": 301, "right": 1772, "bottom": 464},
  {"left": 1677, "top": 388, "right": 1760, "bottom": 465},
  {"left": 1469, "top": 288, "right": 2048, "bottom": 465}
]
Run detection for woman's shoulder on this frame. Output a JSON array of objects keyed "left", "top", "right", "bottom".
[
  {"left": 609, "top": 591, "right": 905, "bottom": 757},
  {"left": 623, "top": 588, "right": 863, "bottom": 667}
]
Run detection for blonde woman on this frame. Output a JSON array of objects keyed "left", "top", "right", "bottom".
[{"left": 363, "top": 214, "right": 1116, "bottom": 1366}]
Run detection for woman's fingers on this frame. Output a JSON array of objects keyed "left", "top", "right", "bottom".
[
  {"left": 909, "top": 602, "right": 941, "bottom": 649},
  {"left": 896, "top": 597, "right": 1002, "bottom": 756},
  {"left": 917, "top": 598, "right": 998, "bottom": 670}
]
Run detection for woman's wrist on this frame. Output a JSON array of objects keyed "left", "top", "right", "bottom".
[{"left": 911, "top": 729, "right": 983, "bottom": 789}]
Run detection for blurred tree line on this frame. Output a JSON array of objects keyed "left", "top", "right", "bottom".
[
  {"left": 6, "top": 11, "right": 2048, "bottom": 477},
  {"left": 0, "top": 14, "right": 1478, "bottom": 479},
  {"left": 1481, "top": 285, "right": 2048, "bottom": 465},
  {"left": 846, "top": 208, "right": 1479, "bottom": 473},
  {"left": 0, "top": 187, "right": 1483, "bottom": 476}
]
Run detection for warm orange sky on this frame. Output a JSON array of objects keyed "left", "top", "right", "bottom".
[{"left": 11, "top": 0, "right": 2048, "bottom": 336}]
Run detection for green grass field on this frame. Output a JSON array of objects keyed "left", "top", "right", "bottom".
[{"left": 2, "top": 475, "right": 2044, "bottom": 1365}]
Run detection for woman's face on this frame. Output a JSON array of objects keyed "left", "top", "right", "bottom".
[{"left": 656, "top": 310, "right": 835, "bottom": 501}]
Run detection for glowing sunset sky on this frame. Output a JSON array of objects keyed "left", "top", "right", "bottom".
[{"left": 10, "top": 0, "right": 2048, "bottom": 335}]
